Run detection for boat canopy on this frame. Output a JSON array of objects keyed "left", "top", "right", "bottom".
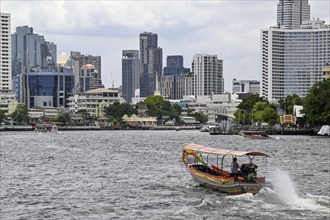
[{"left": 184, "top": 143, "right": 269, "bottom": 157}]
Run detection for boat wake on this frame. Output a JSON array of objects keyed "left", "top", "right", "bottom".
[{"left": 269, "top": 168, "right": 329, "bottom": 213}]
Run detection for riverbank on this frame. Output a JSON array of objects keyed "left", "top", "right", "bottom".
[
  {"left": 0, "top": 125, "right": 201, "bottom": 132},
  {"left": 0, "top": 125, "right": 320, "bottom": 135}
]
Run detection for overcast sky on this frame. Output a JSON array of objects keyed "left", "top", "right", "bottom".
[{"left": 2, "top": 0, "right": 329, "bottom": 92}]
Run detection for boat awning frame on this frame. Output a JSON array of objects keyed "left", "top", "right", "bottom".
[{"left": 184, "top": 143, "right": 269, "bottom": 157}]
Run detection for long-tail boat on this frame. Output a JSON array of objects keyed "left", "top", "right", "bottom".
[
  {"left": 239, "top": 130, "right": 271, "bottom": 139},
  {"left": 182, "top": 143, "right": 272, "bottom": 195}
]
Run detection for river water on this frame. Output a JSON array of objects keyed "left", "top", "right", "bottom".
[{"left": 0, "top": 130, "right": 329, "bottom": 219}]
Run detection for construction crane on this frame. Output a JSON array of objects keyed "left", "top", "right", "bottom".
[{"left": 110, "top": 72, "right": 114, "bottom": 88}]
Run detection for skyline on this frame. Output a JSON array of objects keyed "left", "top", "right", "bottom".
[{"left": 2, "top": 0, "right": 329, "bottom": 92}]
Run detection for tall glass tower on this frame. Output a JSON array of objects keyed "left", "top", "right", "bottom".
[
  {"left": 122, "top": 50, "right": 140, "bottom": 103},
  {"left": 277, "top": 0, "right": 310, "bottom": 29},
  {"left": 139, "top": 32, "right": 163, "bottom": 98},
  {"left": 11, "top": 26, "right": 57, "bottom": 77}
]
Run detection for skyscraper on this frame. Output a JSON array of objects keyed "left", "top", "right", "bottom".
[
  {"left": 163, "top": 55, "right": 190, "bottom": 76},
  {"left": 139, "top": 32, "right": 163, "bottom": 98},
  {"left": 277, "top": 0, "right": 310, "bottom": 29},
  {"left": 11, "top": 26, "right": 57, "bottom": 77},
  {"left": 122, "top": 50, "right": 140, "bottom": 103},
  {"left": 188, "top": 54, "right": 224, "bottom": 97},
  {"left": 69, "top": 51, "right": 103, "bottom": 92},
  {"left": 160, "top": 55, "right": 190, "bottom": 99},
  {"left": 0, "top": 13, "right": 12, "bottom": 94},
  {"left": 261, "top": 0, "right": 330, "bottom": 101}
]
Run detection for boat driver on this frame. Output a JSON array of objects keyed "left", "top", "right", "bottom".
[{"left": 231, "top": 157, "right": 240, "bottom": 181}]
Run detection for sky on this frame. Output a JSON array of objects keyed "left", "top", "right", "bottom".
[{"left": 2, "top": 0, "right": 329, "bottom": 92}]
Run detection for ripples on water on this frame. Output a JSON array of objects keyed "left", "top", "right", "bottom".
[{"left": 0, "top": 130, "right": 329, "bottom": 219}]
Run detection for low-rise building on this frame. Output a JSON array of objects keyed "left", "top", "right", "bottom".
[
  {"left": 67, "top": 88, "right": 125, "bottom": 117},
  {"left": 0, "top": 93, "right": 17, "bottom": 115},
  {"left": 184, "top": 93, "right": 239, "bottom": 124}
]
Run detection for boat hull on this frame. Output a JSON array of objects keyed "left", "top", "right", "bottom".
[
  {"left": 243, "top": 134, "right": 270, "bottom": 139},
  {"left": 240, "top": 130, "right": 270, "bottom": 139},
  {"left": 187, "top": 165, "right": 269, "bottom": 195}
]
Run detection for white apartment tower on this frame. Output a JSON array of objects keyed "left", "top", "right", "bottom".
[
  {"left": 0, "top": 13, "right": 12, "bottom": 94},
  {"left": 261, "top": 0, "right": 330, "bottom": 101},
  {"left": 189, "top": 54, "right": 224, "bottom": 97}
]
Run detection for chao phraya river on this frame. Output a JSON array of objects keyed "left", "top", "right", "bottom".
[{"left": 0, "top": 130, "right": 329, "bottom": 219}]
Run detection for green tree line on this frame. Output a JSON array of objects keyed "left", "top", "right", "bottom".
[{"left": 4, "top": 80, "right": 329, "bottom": 127}]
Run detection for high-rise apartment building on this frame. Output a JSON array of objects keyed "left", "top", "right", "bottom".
[
  {"left": 0, "top": 13, "right": 12, "bottom": 94},
  {"left": 11, "top": 26, "right": 57, "bottom": 77},
  {"left": 122, "top": 50, "right": 140, "bottom": 103},
  {"left": 188, "top": 54, "right": 224, "bottom": 97},
  {"left": 277, "top": 0, "right": 310, "bottom": 29},
  {"left": 160, "top": 55, "right": 190, "bottom": 99},
  {"left": 261, "top": 0, "right": 329, "bottom": 101},
  {"left": 69, "top": 51, "right": 103, "bottom": 92},
  {"left": 139, "top": 32, "right": 163, "bottom": 98}
]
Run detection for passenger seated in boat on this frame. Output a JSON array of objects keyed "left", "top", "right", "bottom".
[{"left": 231, "top": 157, "right": 240, "bottom": 181}]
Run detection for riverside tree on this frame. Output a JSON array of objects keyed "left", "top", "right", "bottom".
[
  {"left": 105, "top": 102, "right": 138, "bottom": 125},
  {"left": 189, "top": 112, "right": 208, "bottom": 124},
  {"left": 234, "top": 94, "right": 279, "bottom": 126},
  {"left": 302, "top": 79, "right": 330, "bottom": 126},
  {"left": 234, "top": 94, "right": 267, "bottom": 125},
  {"left": 0, "top": 110, "right": 6, "bottom": 124},
  {"left": 278, "top": 94, "right": 303, "bottom": 115},
  {"left": 11, "top": 104, "right": 29, "bottom": 125},
  {"left": 143, "top": 95, "right": 182, "bottom": 125}
]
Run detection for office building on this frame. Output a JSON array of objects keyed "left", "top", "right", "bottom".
[
  {"left": 69, "top": 51, "right": 103, "bottom": 92},
  {"left": 122, "top": 50, "right": 140, "bottom": 103},
  {"left": 261, "top": 0, "right": 330, "bottom": 101},
  {"left": 163, "top": 55, "right": 190, "bottom": 76},
  {"left": 187, "top": 54, "right": 224, "bottom": 97},
  {"left": 79, "top": 64, "right": 99, "bottom": 93},
  {"left": 160, "top": 55, "right": 190, "bottom": 99},
  {"left": 0, "top": 13, "right": 12, "bottom": 94},
  {"left": 139, "top": 32, "right": 163, "bottom": 97},
  {"left": 11, "top": 26, "right": 57, "bottom": 78},
  {"left": 277, "top": 0, "right": 310, "bottom": 29},
  {"left": 17, "top": 67, "right": 74, "bottom": 108},
  {"left": 232, "top": 79, "right": 260, "bottom": 94}
]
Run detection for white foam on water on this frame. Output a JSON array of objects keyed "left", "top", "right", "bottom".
[
  {"left": 269, "top": 168, "right": 330, "bottom": 213},
  {"left": 226, "top": 192, "right": 254, "bottom": 200}
]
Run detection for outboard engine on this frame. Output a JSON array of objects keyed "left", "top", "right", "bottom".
[{"left": 241, "top": 163, "right": 257, "bottom": 182}]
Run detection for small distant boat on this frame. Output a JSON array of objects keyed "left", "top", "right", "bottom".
[
  {"left": 240, "top": 130, "right": 270, "bottom": 139},
  {"left": 34, "top": 123, "right": 50, "bottom": 133},
  {"left": 182, "top": 143, "right": 271, "bottom": 195},
  {"left": 317, "top": 125, "right": 330, "bottom": 136},
  {"left": 200, "top": 125, "right": 211, "bottom": 132},
  {"left": 51, "top": 124, "right": 59, "bottom": 133},
  {"left": 209, "top": 126, "right": 221, "bottom": 135}
]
